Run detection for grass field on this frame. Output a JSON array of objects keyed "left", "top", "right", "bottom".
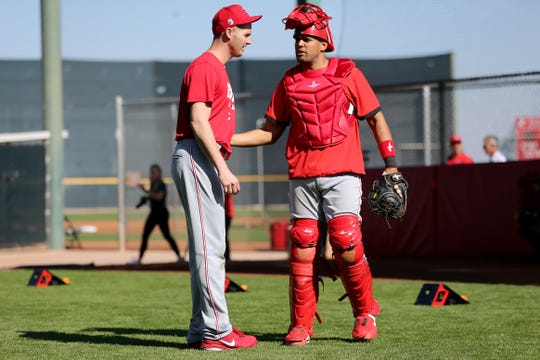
[
  {"left": 65, "top": 208, "right": 289, "bottom": 244},
  {"left": 1, "top": 270, "right": 539, "bottom": 359}
]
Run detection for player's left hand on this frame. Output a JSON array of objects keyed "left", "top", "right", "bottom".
[
  {"left": 368, "top": 171, "right": 408, "bottom": 219},
  {"left": 382, "top": 167, "right": 398, "bottom": 175}
]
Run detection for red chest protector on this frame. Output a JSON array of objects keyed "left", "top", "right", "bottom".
[{"left": 284, "top": 58, "right": 356, "bottom": 148}]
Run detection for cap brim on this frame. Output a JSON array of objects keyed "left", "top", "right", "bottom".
[{"left": 238, "top": 14, "right": 262, "bottom": 26}]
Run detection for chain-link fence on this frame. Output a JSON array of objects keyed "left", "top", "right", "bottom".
[
  {"left": 2, "top": 64, "right": 537, "bottom": 248},
  {"left": 371, "top": 72, "right": 540, "bottom": 166},
  {"left": 113, "top": 71, "right": 540, "bottom": 248}
]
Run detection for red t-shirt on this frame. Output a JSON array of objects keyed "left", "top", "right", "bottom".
[
  {"left": 265, "top": 61, "right": 381, "bottom": 179},
  {"left": 175, "top": 52, "right": 236, "bottom": 156},
  {"left": 447, "top": 152, "right": 474, "bottom": 165}
]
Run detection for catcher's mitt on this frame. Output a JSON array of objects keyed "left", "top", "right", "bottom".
[{"left": 368, "top": 172, "right": 408, "bottom": 219}]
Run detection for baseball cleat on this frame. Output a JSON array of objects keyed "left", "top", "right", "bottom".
[
  {"left": 352, "top": 314, "right": 377, "bottom": 341},
  {"left": 284, "top": 325, "right": 314, "bottom": 346},
  {"left": 200, "top": 327, "right": 257, "bottom": 351},
  {"left": 371, "top": 299, "right": 381, "bottom": 316}
]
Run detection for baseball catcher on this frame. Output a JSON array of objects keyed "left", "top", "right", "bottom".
[{"left": 232, "top": 2, "right": 402, "bottom": 345}]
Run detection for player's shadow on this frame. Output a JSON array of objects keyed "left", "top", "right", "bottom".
[
  {"left": 250, "top": 331, "right": 352, "bottom": 344},
  {"left": 20, "top": 327, "right": 352, "bottom": 348},
  {"left": 19, "top": 327, "right": 190, "bottom": 349}
]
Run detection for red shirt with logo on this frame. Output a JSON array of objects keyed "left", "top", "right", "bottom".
[
  {"left": 265, "top": 60, "right": 381, "bottom": 179},
  {"left": 175, "top": 52, "right": 235, "bottom": 156}
]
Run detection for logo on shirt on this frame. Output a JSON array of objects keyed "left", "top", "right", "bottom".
[
  {"left": 227, "top": 82, "right": 235, "bottom": 119},
  {"left": 308, "top": 81, "right": 320, "bottom": 88}
]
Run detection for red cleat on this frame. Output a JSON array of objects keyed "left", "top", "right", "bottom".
[
  {"left": 371, "top": 299, "right": 381, "bottom": 316},
  {"left": 284, "top": 325, "right": 314, "bottom": 346},
  {"left": 352, "top": 314, "right": 377, "bottom": 341},
  {"left": 200, "top": 327, "right": 257, "bottom": 351}
]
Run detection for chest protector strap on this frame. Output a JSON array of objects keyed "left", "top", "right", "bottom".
[{"left": 284, "top": 58, "right": 356, "bottom": 148}]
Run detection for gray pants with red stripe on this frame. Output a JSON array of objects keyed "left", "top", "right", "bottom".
[{"left": 171, "top": 139, "right": 231, "bottom": 343}]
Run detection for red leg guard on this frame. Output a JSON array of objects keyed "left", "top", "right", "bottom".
[
  {"left": 289, "top": 259, "right": 318, "bottom": 331},
  {"left": 328, "top": 215, "right": 374, "bottom": 316},
  {"left": 288, "top": 219, "right": 320, "bottom": 332}
]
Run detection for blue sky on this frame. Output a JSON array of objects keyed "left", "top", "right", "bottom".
[
  {"left": 1, "top": 0, "right": 539, "bottom": 78},
  {"left": 1, "top": 0, "right": 539, "bottom": 162}
]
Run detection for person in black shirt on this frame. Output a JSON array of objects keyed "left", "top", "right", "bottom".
[{"left": 134, "top": 164, "right": 182, "bottom": 264}]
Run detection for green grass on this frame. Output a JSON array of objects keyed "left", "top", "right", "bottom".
[
  {"left": 66, "top": 208, "right": 290, "bottom": 222},
  {"left": 68, "top": 224, "right": 271, "bottom": 243},
  {"left": 66, "top": 209, "right": 288, "bottom": 244},
  {"left": 2, "top": 270, "right": 538, "bottom": 359}
]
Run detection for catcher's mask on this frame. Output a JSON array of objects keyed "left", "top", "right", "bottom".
[{"left": 283, "top": 2, "right": 335, "bottom": 52}]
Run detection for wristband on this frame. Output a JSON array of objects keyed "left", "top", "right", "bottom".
[
  {"left": 384, "top": 156, "right": 397, "bottom": 168},
  {"left": 378, "top": 140, "right": 396, "bottom": 159}
]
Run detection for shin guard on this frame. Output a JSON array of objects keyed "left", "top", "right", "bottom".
[
  {"left": 289, "top": 260, "right": 318, "bottom": 331},
  {"left": 288, "top": 219, "right": 319, "bottom": 331},
  {"left": 328, "top": 215, "right": 374, "bottom": 316}
]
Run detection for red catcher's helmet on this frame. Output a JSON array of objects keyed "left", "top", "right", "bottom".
[{"left": 282, "top": 3, "right": 335, "bottom": 52}]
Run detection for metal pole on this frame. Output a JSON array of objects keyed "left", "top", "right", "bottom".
[
  {"left": 41, "top": 0, "right": 64, "bottom": 249},
  {"left": 115, "top": 96, "right": 126, "bottom": 252},
  {"left": 169, "top": 103, "right": 181, "bottom": 236},
  {"left": 439, "top": 81, "right": 448, "bottom": 163},
  {"left": 256, "top": 118, "right": 266, "bottom": 223},
  {"left": 422, "top": 86, "right": 432, "bottom": 166}
]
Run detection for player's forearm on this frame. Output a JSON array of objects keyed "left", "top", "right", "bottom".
[
  {"left": 190, "top": 104, "right": 229, "bottom": 172},
  {"left": 232, "top": 119, "right": 285, "bottom": 147},
  {"left": 231, "top": 129, "right": 273, "bottom": 147},
  {"left": 367, "top": 111, "right": 393, "bottom": 143},
  {"left": 192, "top": 121, "right": 229, "bottom": 171},
  {"left": 368, "top": 111, "right": 398, "bottom": 173}
]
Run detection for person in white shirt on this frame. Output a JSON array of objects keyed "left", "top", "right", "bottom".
[{"left": 483, "top": 135, "right": 507, "bottom": 162}]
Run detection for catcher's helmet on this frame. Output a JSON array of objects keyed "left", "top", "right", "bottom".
[{"left": 283, "top": 3, "right": 335, "bottom": 52}]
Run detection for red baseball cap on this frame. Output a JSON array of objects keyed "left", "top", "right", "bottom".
[
  {"left": 449, "top": 135, "right": 462, "bottom": 144},
  {"left": 212, "top": 4, "right": 262, "bottom": 35}
]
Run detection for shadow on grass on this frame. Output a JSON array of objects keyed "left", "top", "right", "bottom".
[
  {"left": 83, "top": 327, "right": 185, "bottom": 337},
  {"left": 18, "top": 328, "right": 189, "bottom": 349},
  {"left": 251, "top": 331, "right": 353, "bottom": 344},
  {"left": 19, "top": 327, "right": 352, "bottom": 348}
]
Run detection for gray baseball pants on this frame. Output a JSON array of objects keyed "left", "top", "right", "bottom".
[{"left": 171, "top": 139, "right": 232, "bottom": 343}]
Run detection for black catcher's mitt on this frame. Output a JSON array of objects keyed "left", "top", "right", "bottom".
[{"left": 368, "top": 172, "right": 408, "bottom": 219}]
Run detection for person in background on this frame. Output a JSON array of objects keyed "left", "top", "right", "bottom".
[
  {"left": 447, "top": 134, "right": 474, "bottom": 165},
  {"left": 133, "top": 164, "right": 182, "bottom": 264},
  {"left": 483, "top": 135, "right": 507, "bottom": 162}
]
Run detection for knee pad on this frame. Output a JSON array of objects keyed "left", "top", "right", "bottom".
[
  {"left": 328, "top": 215, "right": 363, "bottom": 253},
  {"left": 289, "top": 218, "right": 319, "bottom": 249}
]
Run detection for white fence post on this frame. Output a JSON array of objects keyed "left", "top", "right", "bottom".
[
  {"left": 423, "top": 85, "right": 432, "bottom": 166},
  {"left": 115, "top": 96, "right": 126, "bottom": 252}
]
